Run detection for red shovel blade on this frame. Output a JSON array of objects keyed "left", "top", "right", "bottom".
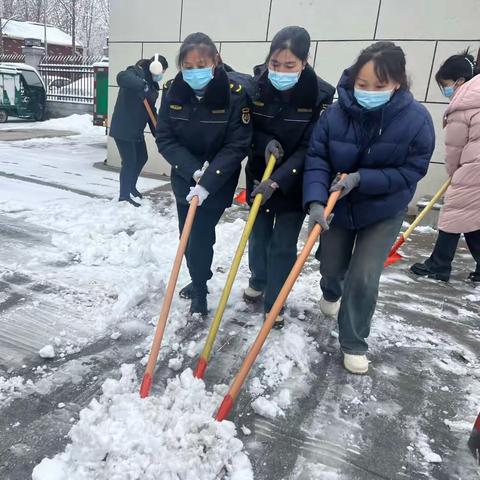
[
  {"left": 139, "top": 373, "right": 152, "bottom": 398},
  {"left": 234, "top": 189, "right": 247, "bottom": 205},
  {"left": 193, "top": 357, "right": 207, "bottom": 379},
  {"left": 384, "top": 251, "right": 403, "bottom": 267},
  {"left": 215, "top": 394, "right": 234, "bottom": 422}
]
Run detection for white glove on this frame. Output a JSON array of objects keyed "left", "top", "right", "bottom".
[
  {"left": 186, "top": 184, "right": 209, "bottom": 206},
  {"left": 193, "top": 161, "right": 209, "bottom": 182}
]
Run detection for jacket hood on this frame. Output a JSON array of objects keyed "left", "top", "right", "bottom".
[{"left": 446, "top": 74, "right": 480, "bottom": 114}]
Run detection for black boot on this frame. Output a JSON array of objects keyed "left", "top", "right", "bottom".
[
  {"left": 131, "top": 188, "right": 143, "bottom": 199},
  {"left": 190, "top": 286, "right": 208, "bottom": 316},
  {"left": 468, "top": 271, "right": 480, "bottom": 283},
  {"left": 119, "top": 197, "right": 141, "bottom": 207},
  {"left": 179, "top": 282, "right": 210, "bottom": 299},
  {"left": 410, "top": 262, "right": 449, "bottom": 282}
]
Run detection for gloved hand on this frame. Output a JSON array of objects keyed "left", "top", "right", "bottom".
[
  {"left": 265, "top": 139, "right": 284, "bottom": 165},
  {"left": 251, "top": 178, "right": 279, "bottom": 205},
  {"left": 193, "top": 161, "right": 209, "bottom": 182},
  {"left": 330, "top": 172, "right": 360, "bottom": 199},
  {"left": 308, "top": 202, "right": 331, "bottom": 234},
  {"left": 186, "top": 184, "right": 209, "bottom": 206}
]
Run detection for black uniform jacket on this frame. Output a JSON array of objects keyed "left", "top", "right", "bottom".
[
  {"left": 246, "top": 64, "right": 335, "bottom": 213},
  {"left": 156, "top": 66, "right": 253, "bottom": 209},
  {"left": 109, "top": 65, "right": 159, "bottom": 142}
]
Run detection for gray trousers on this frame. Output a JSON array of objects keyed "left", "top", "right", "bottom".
[{"left": 316, "top": 213, "right": 404, "bottom": 354}]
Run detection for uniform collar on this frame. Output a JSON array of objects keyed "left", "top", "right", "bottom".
[
  {"left": 254, "top": 63, "right": 319, "bottom": 109},
  {"left": 167, "top": 66, "right": 231, "bottom": 109}
]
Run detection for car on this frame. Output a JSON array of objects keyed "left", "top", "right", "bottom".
[
  {"left": 0, "top": 63, "right": 46, "bottom": 122},
  {"left": 47, "top": 76, "right": 73, "bottom": 91}
]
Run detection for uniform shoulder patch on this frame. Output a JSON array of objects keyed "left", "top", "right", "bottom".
[
  {"left": 163, "top": 79, "right": 174, "bottom": 90},
  {"left": 241, "top": 106, "right": 251, "bottom": 124},
  {"left": 230, "top": 81, "right": 243, "bottom": 94}
]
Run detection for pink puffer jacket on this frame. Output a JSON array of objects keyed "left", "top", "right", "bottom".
[{"left": 438, "top": 75, "right": 480, "bottom": 233}]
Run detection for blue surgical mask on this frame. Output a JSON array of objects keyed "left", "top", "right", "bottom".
[
  {"left": 442, "top": 85, "right": 455, "bottom": 98},
  {"left": 152, "top": 73, "right": 163, "bottom": 83},
  {"left": 268, "top": 70, "right": 300, "bottom": 91},
  {"left": 354, "top": 88, "right": 394, "bottom": 110},
  {"left": 182, "top": 67, "right": 214, "bottom": 91}
]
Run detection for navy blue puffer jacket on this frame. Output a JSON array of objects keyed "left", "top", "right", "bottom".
[{"left": 303, "top": 68, "right": 435, "bottom": 229}]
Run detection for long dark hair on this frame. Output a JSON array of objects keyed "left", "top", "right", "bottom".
[
  {"left": 177, "top": 32, "right": 218, "bottom": 68},
  {"left": 435, "top": 48, "right": 480, "bottom": 85},
  {"left": 266, "top": 26, "right": 310, "bottom": 63},
  {"left": 350, "top": 41, "right": 409, "bottom": 89}
]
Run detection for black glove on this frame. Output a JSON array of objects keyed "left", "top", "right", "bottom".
[
  {"left": 265, "top": 139, "right": 284, "bottom": 165},
  {"left": 251, "top": 179, "right": 279, "bottom": 205}
]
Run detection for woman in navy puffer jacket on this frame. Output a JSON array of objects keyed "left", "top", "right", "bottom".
[{"left": 303, "top": 42, "right": 435, "bottom": 374}]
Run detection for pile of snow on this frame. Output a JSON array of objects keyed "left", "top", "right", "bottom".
[
  {"left": 37, "top": 114, "right": 104, "bottom": 136},
  {"left": 0, "top": 374, "right": 30, "bottom": 407},
  {"left": 32, "top": 365, "right": 253, "bottom": 480},
  {"left": 248, "top": 323, "right": 319, "bottom": 419},
  {"left": 38, "top": 345, "right": 56, "bottom": 359}
]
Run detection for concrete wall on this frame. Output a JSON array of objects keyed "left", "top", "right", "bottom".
[{"left": 107, "top": 0, "right": 480, "bottom": 204}]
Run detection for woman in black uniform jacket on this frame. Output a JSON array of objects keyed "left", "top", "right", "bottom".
[
  {"left": 110, "top": 55, "right": 168, "bottom": 206},
  {"left": 244, "top": 26, "right": 335, "bottom": 328},
  {"left": 156, "top": 32, "right": 253, "bottom": 315}
]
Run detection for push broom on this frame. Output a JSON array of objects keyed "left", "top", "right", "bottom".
[
  {"left": 215, "top": 175, "right": 347, "bottom": 421},
  {"left": 194, "top": 154, "right": 278, "bottom": 379},
  {"left": 139, "top": 99, "right": 200, "bottom": 398},
  {"left": 384, "top": 178, "right": 451, "bottom": 267}
]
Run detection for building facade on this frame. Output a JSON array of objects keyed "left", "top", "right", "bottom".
[
  {"left": 1, "top": 20, "right": 82, "bottom": 56},
  {"left": 107, "top": 0, "right": 480, "bottom": 204}
]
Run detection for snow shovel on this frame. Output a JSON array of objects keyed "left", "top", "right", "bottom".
[
  {"left": 215, "top": 175, "right": 347, "bottom": 421},
  {"left": 140, "top": 195, "right": 199, "bottom": 398},
  {"left": 143, "top": 99, "right": 157, "bottom": 128},
  {"left": 384, "top": 177, "right": 451, "bottom": 267},
  {"left": 193, "top": 154, "right": 278, "bottom": 379}
]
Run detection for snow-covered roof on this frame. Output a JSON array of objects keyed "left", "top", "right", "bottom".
[{"left": 1, "top": 19, "right": 83, "bottom": 48}]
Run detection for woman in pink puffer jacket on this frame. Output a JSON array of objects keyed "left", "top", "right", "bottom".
[{"left": 411, "top": 51, "right": 480, "bottom": 282}]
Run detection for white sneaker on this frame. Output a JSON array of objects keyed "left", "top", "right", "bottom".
[
  {"left": 343, "top": 353, "right": 369, "bottom": 374},
  {"left": 243, "top": 286, "right": 263, "bottom": 303},
  {"left": 319, "top": 296, "right": 341, "bottom": 317}
]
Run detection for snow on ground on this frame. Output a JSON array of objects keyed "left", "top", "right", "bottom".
[
  {"left": 1, "top": 115, "right": 479, "bottom": 479},
  {"left": 32, "top": 366, "right": 253, "bottom": 480},
  {"left": 0, "top": 114, "right": 163, "bottom": 198}
]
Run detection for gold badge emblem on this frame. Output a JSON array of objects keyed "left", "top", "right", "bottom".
[
  {"left": 169, "top": 104, "right": 182, "bottom": 110},
  {"left": 242, "top": 107, "right": 251, "bottom": 124}
]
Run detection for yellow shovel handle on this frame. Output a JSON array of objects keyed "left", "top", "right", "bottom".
[
  {"left": 404, "top": 177, "right": 451, "bottom": 239},
  {"left": 199, "top": 154, "right": 277, "bottom": 362}
]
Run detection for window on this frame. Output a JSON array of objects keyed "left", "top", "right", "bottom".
[{"left": 20, "top": 70, "right": 43, "bottom": 88}]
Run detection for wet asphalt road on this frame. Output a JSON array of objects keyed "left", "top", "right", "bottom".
[{"left": 1, "top": 186, "right": 479, "bottom": 480}]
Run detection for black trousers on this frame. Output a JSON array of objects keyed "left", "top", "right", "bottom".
[
  {"left": 248, "top": 209, "right": 305, "bottom": 312},
  {"left": 115, "top": 138, "right": 148, "bottom": 200},
  {"left": 176, "top": 203, "right": 225, "bottom": 292},
  {"left": 425, "top": 229, "right": 480, "bottom": 278}
]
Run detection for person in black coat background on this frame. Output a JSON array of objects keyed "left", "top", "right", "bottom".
[
  {"left": 243, "top": 26, "right": 335, "bottom": 328},
  {"left": 109, "top": 55, "right": 168, "bottom": 206},
  {"left": 156, "top": 33, "right": 252, "bottom": 315}
]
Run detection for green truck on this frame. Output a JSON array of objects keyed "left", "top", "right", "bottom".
[{"left": 0, "top": 63, "right": 46, "bottom": 122}]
